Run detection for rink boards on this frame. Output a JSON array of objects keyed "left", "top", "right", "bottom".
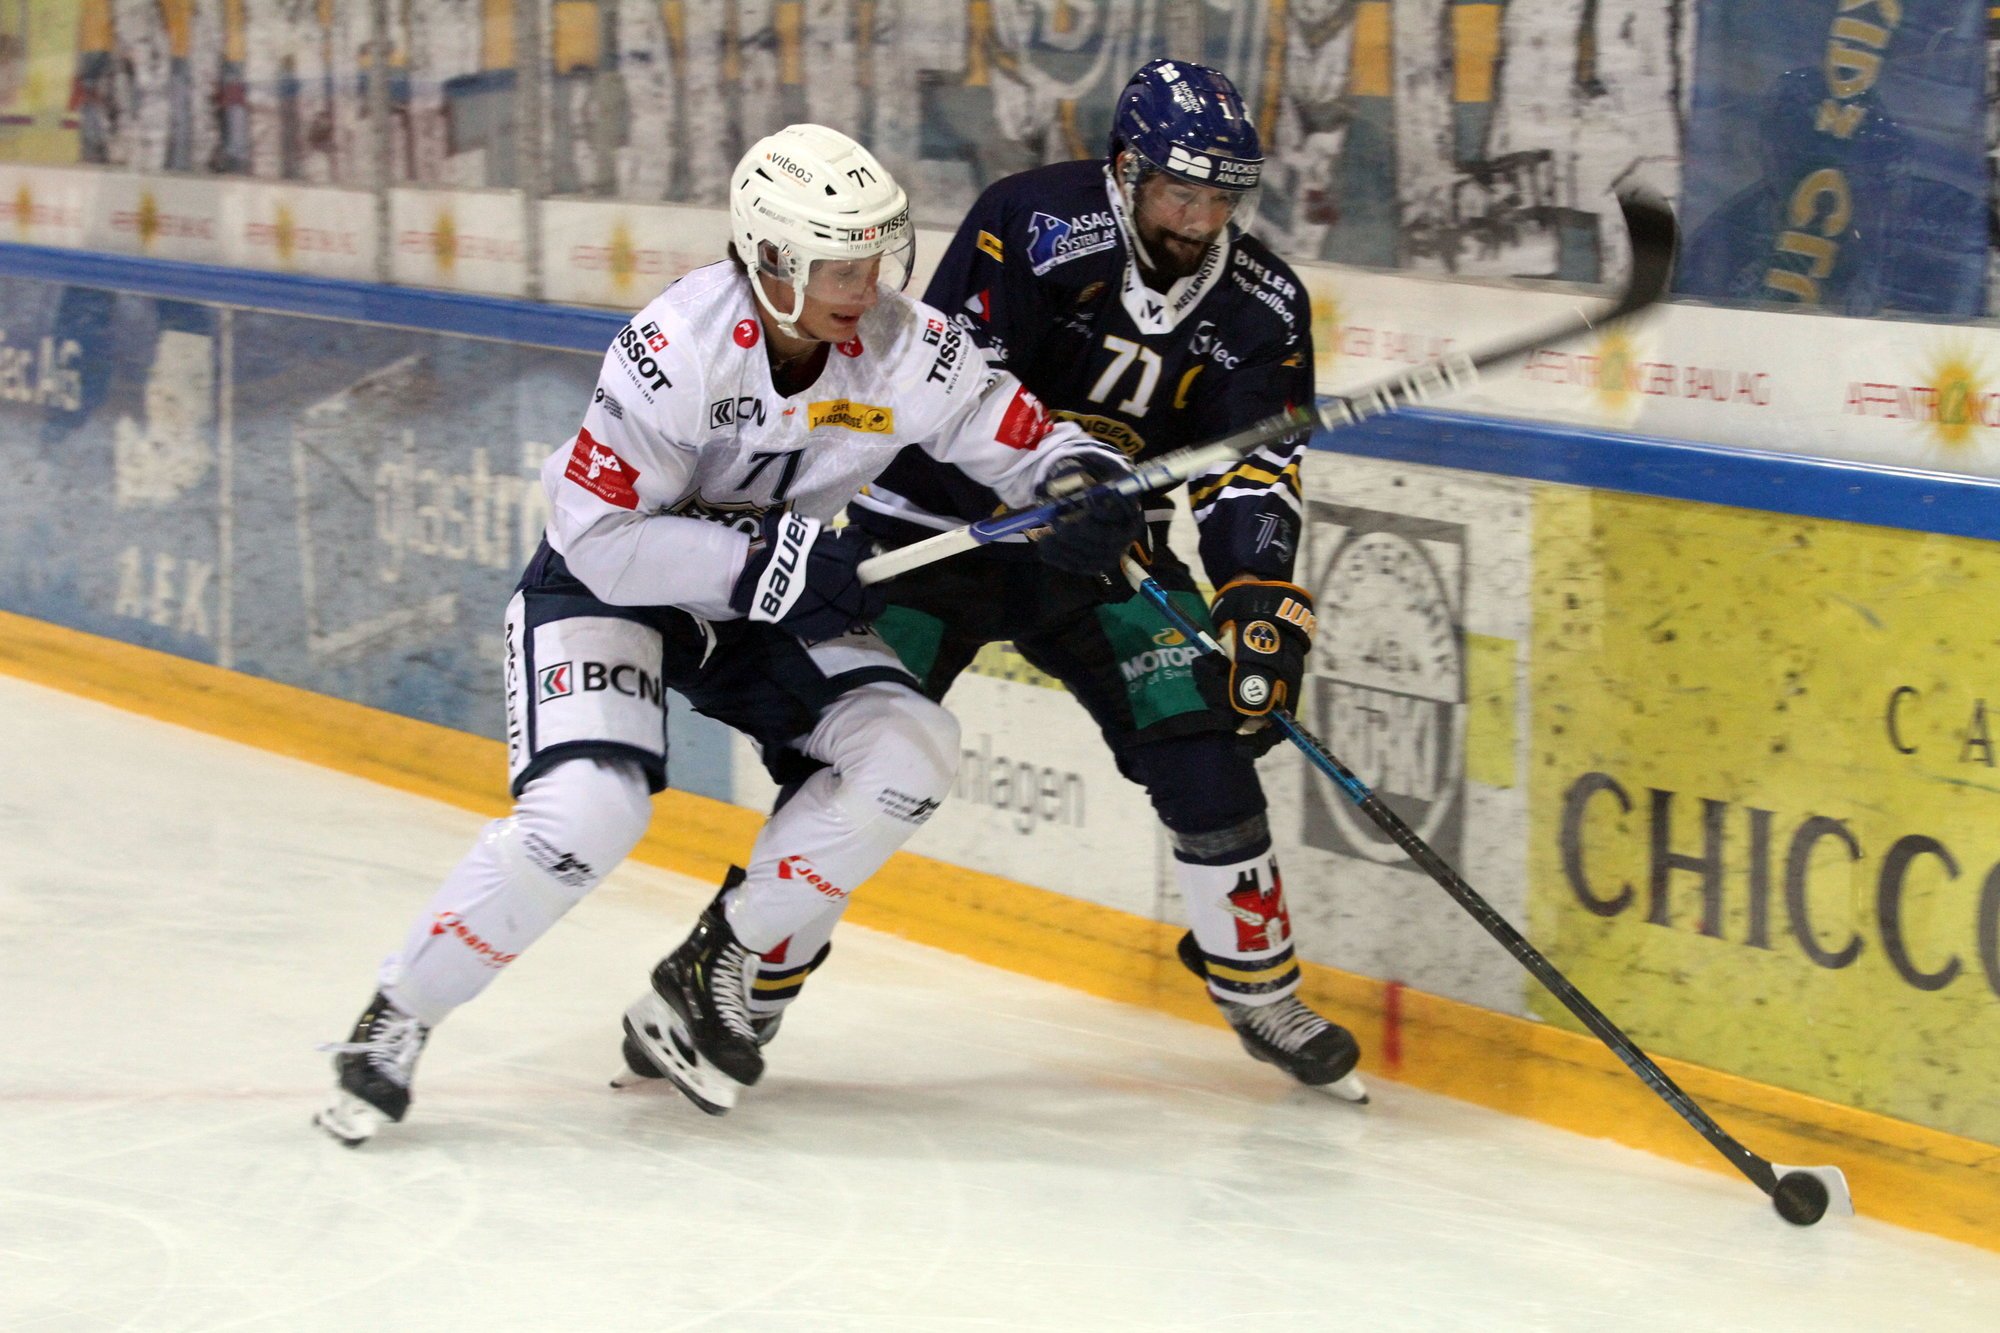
[
  {"left": 20, "top": 159, "right": 2000, "bottom": 485},
  {"left": 1, "top": 249, "right": 1997, "bottom": 1251}
]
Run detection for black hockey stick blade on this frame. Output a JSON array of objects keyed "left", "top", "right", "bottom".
[{"left": 1604, "top": 188, "right": 1679, "bottom": 322}]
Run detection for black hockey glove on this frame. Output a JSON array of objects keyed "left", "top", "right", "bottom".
[
  {"left": 1206, "top": 578, "right": 1316, "bottom": 751},
  {"left": 729, "top": 510, "right": 887, "bottom": 643},
  {"left": 1031, "top": 452, "right": 1146, "bottom": 578}
]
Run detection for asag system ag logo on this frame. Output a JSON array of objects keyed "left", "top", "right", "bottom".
[{"left": 1300, "top": 501, "right": 1467, "bottom": 868}]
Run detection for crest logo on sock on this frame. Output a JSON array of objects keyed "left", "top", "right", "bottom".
[{"left": 1222, "top": 862, "right": 1291, "bottom": 952}]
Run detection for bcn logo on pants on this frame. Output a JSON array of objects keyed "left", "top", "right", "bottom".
[{"left": 538, "top": 659, "right": 663, "bottom": 705}]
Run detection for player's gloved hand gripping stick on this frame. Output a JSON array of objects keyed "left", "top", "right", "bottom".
[{"left": 857, "top": 189, "right": 1677, "bottom": 589}]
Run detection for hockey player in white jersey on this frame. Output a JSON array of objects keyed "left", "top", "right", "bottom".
[{"left": 315, "top": 125, "right": 1143, "bottom": 1142}]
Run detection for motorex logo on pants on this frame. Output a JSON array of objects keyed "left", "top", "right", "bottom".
[{"left": 1098, "top": 589, "right": 1211, "bottom": 729}]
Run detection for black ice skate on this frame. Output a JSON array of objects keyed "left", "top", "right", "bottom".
[
  {"left": 614, "top": 1010, "right": 781, "bottom": 1090},
  {"left": 314, "top": 991, "right": 431, "bottom": 1146},
  {"left": 608, "top": 1012, "right": 780, "bottom": 1096},
  {"left": 616, "top": 869, "right": 765, "bottom": 1115},
  {"left": 1178, "top": 932, "right": 1369, "bottom": 1103}
]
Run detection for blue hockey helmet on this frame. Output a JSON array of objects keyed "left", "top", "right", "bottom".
[{"left": 1108, "top": 58, "right": 1263, "bottom": 193}]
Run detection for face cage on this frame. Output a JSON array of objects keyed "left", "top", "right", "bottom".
[
  {"left": 753, "top": 233, "right": 916, "bottom": 332},
  {"left": 1118, "top": 152, "right": 1262, "bottom": 246}
]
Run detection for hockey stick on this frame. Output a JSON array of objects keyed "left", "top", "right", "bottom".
[
  {"left": 1119, "top": 560, "right": 1853, "bottom": 1227},
  {"left": 856, "top": 189, "right": 1678, "bottom": 587}
]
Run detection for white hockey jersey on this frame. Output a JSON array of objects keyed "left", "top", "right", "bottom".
[{"left": 540, "top": 261, "right": 1116, "bottom": 618}]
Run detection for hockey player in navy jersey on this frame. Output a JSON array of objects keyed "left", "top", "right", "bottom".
[{"left": 848, "top": 59, "right": 1365, "bottom": 1100}]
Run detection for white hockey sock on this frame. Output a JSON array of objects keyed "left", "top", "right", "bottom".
[
  {"left": 1176, "top": 844, "right": 1303, "bottom": 1007},
  {"left": 379, "top": 757, "right": 652, "bottom": 1027},
  {"left": 725, "top": 682, "right": 956, "bottom": 953},
  {"left": 746, "top": 904, "right": 842, "bottom": 1023}
]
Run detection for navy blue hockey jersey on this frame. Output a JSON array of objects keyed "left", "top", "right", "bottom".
[{"left": 853, "top": 158, "right": 1316, "bottom": 585}]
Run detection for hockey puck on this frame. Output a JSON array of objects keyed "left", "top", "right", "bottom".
[{"left": 1772, "top": 1170, "right": 1829, "bottom": 1226}]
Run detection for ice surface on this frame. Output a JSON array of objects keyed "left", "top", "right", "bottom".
[{"left": 2, "top": 674, "right": 1996, "bottom": 1331}]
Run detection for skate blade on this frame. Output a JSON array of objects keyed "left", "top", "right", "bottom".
[
  {"left": 314, "top": 1091, "right": 384, "bottom": 1147},
  {"left": 610, "top": 1032, "right": 668, "bottom": 1089},
  {"left": 621, "top": 1000, "right": 738, "bottom": 1116},
  {"left": 609, "top": 1065, "right": 664, "bottom": 1089},
  {"left": 1314, "top": 1071, "right": 1370, "bottom": 1104}
]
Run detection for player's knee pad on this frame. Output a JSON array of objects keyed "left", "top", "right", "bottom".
[
  {"left": 1121, "top": 732, "right": 1269, "bottom": 864},
  {"left": 502, "top": 755, "right": 653, "bottom": 908},
  {"left": 382, "top": 756, "right": 652, "bottom": 1025},
  {"left": 817, "top": 682, "right": 960, "bottom": 827}
]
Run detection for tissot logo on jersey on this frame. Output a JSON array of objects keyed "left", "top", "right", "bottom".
[
  {"left": 808, "top": 398, "right": 895, "bottom": 433},
  {"left": 1026, "top": 209, "right": 1118, "bottom": 275},
  {"left": 564, "top": 428, "right": 642, "bottom": 509},
  {"left": 617, "top": 321, "right": 671, "bottom": 393},
  {"left": 925, "top": 327, "right": 968, "bottom": 386}
]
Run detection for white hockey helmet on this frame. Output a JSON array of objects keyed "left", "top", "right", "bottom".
[{"left": 729, "top": 124, "right": 915, "bottom": 335}]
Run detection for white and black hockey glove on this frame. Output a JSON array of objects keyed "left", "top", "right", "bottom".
[
  {"left": 1031, "top": 453, "right": 1147, "bottom": 579},
  {"left": 729, "top": 510, "right": 888, "bottom": 643},
  {"left": 1206, "top": 578, "right": 1316, "bottom": 753}
]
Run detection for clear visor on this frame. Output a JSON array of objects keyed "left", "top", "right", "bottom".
[
  {"left": 1132, "top": 169, "right": 1261, "bottom": 246},
  {"left": 801, "top": 232, "right": 915, "bottom": 303}
]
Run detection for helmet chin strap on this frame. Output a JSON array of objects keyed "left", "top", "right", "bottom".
[
  {"left": 750, "top": 255, "right": 810, "bottom": 341},
  {"left": 1112, "top": 154, "right": 1164, "bottom": 273}
]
